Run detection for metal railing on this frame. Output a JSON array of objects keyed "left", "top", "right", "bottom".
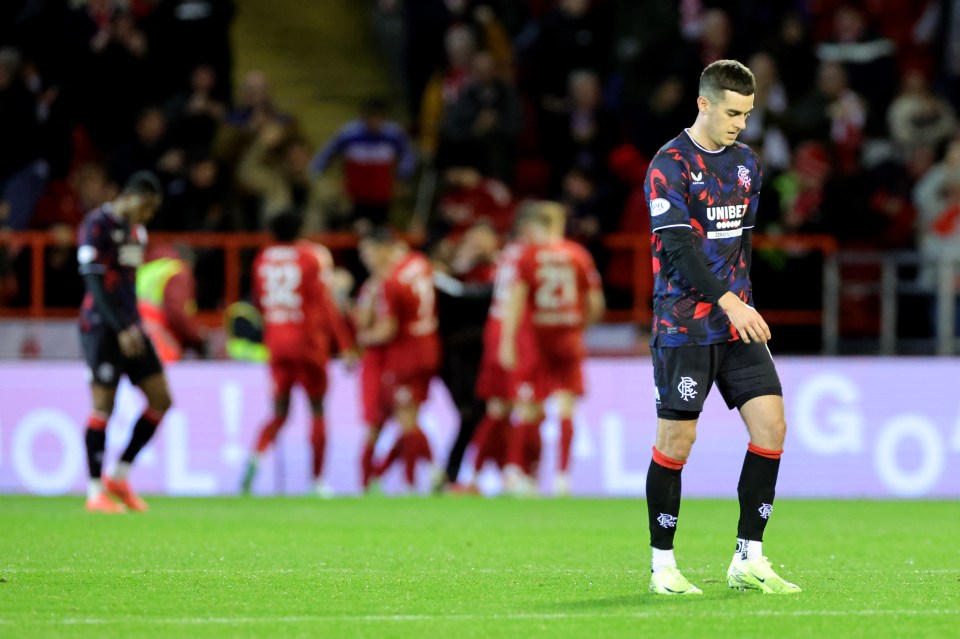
[
  {"left": 824, "top": 251, "right": 959, "bottom": 355},
  {"left": 0, "top": 230, "right": 841, "bottom": 334}
]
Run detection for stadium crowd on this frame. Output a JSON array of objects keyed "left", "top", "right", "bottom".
[{"left": 1, "top": 0, "right": 959, "bottom": 324}]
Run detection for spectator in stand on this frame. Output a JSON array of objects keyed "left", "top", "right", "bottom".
[
  {"left": 310, "top": 97, "right": 416, "bottom": 231},
  {"left": 160, "top": 147, "right": 229, "bottom": 232},
  {"left": 441, "top": 51, "right": 522, "bottom": 181},
  {"left": 543, "top": 68, "right": 617, "bottom": 189},
  {"left": 740, "top": 51, "right": 791, "bottom": 173},
  {"left": 217, "top": 70, "right": 295, "bottom": 169},
  {"left": 771, "top": 142, "right": 833, "bottom": 234},
  {"left": 64, "top": 3, "right": 153, "bottom": 152},
  {"left": 419, "top": 24, "right": 477, "bottom": 162},
  {"left": 146, "top": 0, "right": 235, "bottom": 102},
  {"left": 108, "top": 105, "right": 184, "bottom": 186},
  {"left": 762, "top": 12, "right": 818, "bottom": 104},
  {"left": 32, "top": 162, "right": 113, "bottom": 230},
  {"left": 815, "top": 4, "right": 898, "bottom": 132},
  {"left": 559, "top": 168, "right": 614, "bottom": 273},
  {"left": 239, "top": 122, "right": 327, "bottom": 231},
  {"left": 887, "top": 67, "right": 957, "bottom": 159},
  {"left": 0, "top": 47, "right": 46, "bottom": 230},
  {"left": 913, "top": 137, "right": 960, "bottom": 298},
  {"left": 433, "top": 164, "right": 514, "bottom": 240},
  {"left": 522, "top": 0, "right": 608, "bottom": 106},
  {"left": 788, "top": 61, "right": 866, "bottom": 175},
  {"left": 165, "top": 63, "right": 227, "bottom": 149}
]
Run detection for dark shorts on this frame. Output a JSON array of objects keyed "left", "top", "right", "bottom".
[
  {"left": 652, "top": 340, "right": 782, "bottom": 419},
  {"left": 80, "top": 325, "right": 164, "bottom": 387}
]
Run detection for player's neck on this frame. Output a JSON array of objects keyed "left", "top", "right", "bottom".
[{"left": 685, "top": 124, "right": 722, "bottom": 152}]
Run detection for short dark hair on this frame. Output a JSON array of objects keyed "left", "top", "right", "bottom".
[
  {"left": 122, "top": 171, "right": 163, "bottom": 197},
  {"left": 270, "top": 210, "right": 303, "bottom": 242},
  {"left": 699, "top": 59, "right": 755, "bottom": 102}
]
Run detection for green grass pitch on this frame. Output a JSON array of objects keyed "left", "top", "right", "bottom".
[{"left": 1, "top": 496, "right": 957, "bottom": 638}]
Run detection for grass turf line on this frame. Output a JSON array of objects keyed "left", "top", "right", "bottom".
[{"left": 0, "top": 497, "right": 957, "bottom": 639}]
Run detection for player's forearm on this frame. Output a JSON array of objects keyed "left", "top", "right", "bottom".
[
  {"left": 586, "top": 290, "right": 605, "bottom": 326},
  {"left": 659, "top": 228, "right": 729, "bottom": 304},
  {"left": 82, "top": 273, "right": 133, "bottom": 332},
  {"left": 359, "top": 317, "right": 397, "bottom": 346}
]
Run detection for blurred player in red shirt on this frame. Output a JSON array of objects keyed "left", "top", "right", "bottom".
[
  {"left": 357, "top": 228, "right": 440, "bottom": 492},
  {"left": 241, "top": 211, "right": 355, "bottom": 497},
  {"left": 353, "top": 272, "right": 390, "bottom": 490},
  {"left": 499, "top": 201, "right": 605, "bottom": 496},
  {"left": 469, "top": 209, "right": 538, "bottom": 494}
]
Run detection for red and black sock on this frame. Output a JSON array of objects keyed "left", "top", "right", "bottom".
[
  {"left": 85, "top": 412, "right": 108, "bottom": 479},
  {"left": 310, "top": 417, "right": 326, "bottom": 479},
  {"left": 736, "top": 443, "right": 782, "bottom": 542},
  {"left": 646, "top": 446, "right": 685, "bottom": 550},
  {"left": 119, "top": 407, "right": 164, "bottom": 465}
]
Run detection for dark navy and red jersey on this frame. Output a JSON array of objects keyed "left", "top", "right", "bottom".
[
  {"left": 644, "top": 130, "right": 762, "bottom": 347},
  {"left": 77, "top": 204, "right": 147, "bottom": 333}
]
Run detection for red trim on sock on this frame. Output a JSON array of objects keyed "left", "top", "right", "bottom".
[
  {"left": 748, "top": 443, "right": 783, "bottom": 459},
  {"left": 651, "top": 446, "right": 686, "bottom": 470},
  {"left": 87, "top": 413, "right": 108, "bottom": 430},
  {"left": 142, "top": 408, "right": 165, "bottom": 426}
]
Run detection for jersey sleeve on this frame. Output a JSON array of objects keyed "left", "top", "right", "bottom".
[
  {"left": 644, "top": 151, "right": 692, "bottom": 232},
  {"left": 76, "top": 215, "right": 109, "bottom": 275},
  {"left": 741, "top": 152, "right": 763, "bottom": 230}
]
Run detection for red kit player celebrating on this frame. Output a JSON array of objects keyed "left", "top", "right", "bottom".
[
  {"left": 470, "top": 209, "right": 539, "bottom": 493},
  {"left": 499, "top": 202, "right": 604, "bottom": 496},
  {"left": 241, "top": 211, "right": 355, "bottom": 497},
  {"left": 354, "top": 272, "right": 390, "bottom": 490},
  {"left": 357, "top": 229, "right": 440, "bottom": 492}
]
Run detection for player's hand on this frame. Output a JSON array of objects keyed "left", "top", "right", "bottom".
[
  {"left": 717, "top": 292, "right": 771, "bottom": 345},
  {"left": 342, "top": 348, "right": 361, "bottom": 371},
  {"left": 118, "top": 325, "right": 146, "bottom": 358},
  {"left": 498, "top": 340, "right": 517, "bottom": 371}
]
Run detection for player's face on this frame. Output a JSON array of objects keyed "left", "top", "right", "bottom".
[
  {"left": 123, "top": 193, "right": 161, "bottom": 224},
  {"left": 705, "top": 90, "right": 754, "bottom": 147}
]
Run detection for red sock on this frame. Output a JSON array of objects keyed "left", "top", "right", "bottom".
[
  {"left": 376, "top": 435, "right": 403, "bottom": 477},
  {"left": 507, "top": 421, "right": 525, "bottom": 468},
  {"left": 523, "top": 420, "right": 542, "bottom": 476},
  {"left": 310, "top": 417, "right": 326, "bottom": 479},
  {"left": 473, "top": 415, "right": 497, "bottom": 472},
  {"left": 361, "top": 440, "right": 376, "bottom": 487},
  {"left": 401, "top": 432, "right": 418, "bottom": 486},
  {"left": 414, "top": 428, "right": 432, "bottom": 462},
  {"left": 559, "top": 417, "right": 574, "bottom": 472},
  {"left": 254, "top": 416, "right": 285, "bottom": 454}
]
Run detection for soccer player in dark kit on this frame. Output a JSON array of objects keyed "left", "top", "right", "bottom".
[
  {"left": 77, "top": 172, "right": 172, "bottom": 513},
  {"left": 643, "top": 60, "right": 800, "bottom": 595}
]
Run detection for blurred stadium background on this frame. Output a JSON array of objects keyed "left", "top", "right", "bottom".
[{"left": 0, "top": 0, "right": 958, "bottom": 500}]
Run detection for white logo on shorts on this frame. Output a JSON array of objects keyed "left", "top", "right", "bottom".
[
  {"left": 657, "top": 513, "right": 677, "bottom": 528},
  {"left": 758, "top": 503, "right": 773, "bottom": 520},
  {"left": 97, "top": 363, "right": 116, "bottom": 384},
  {"left": 677, "top": 376, "right": 698, "bottom": 402}
]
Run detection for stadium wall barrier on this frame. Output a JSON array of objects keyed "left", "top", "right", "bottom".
[{"left": 0, "top": 358, "right": 957, "bottom": 498}]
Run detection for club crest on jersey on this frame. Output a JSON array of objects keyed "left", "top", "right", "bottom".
[{"left": 737, "top": 165, "right": 751, "bottom": 190}]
